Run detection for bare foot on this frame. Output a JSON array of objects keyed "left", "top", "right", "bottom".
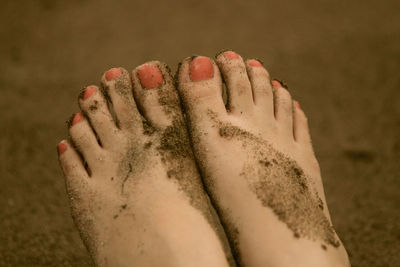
[
  {"left": 176, "top": 52, "right": 351, "bottom": 267},
  {"left": 57, "top": 64, "right": 234, "bottom": 267}
]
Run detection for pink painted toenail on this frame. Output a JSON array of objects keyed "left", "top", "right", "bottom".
[
  {"left": 72, "top": 113, "right": 83, "bottom": 125},
  {"left": 137, "top": 64, "right": 164, "bottom": 89},
  {"left": 248, "top": 59, "right": 262, "bottom": 67},
  {"left": 271, "top": 80, "right": 282, "bottom": 88},
  {"left": 83, "top": 86, "right": 96, "bottom": 100},
  {"left": 224, "top": 51, "right": 239, "bottom": 59},
  {"left": 295, "top": 101, "right": 301, "bottom": 109},
  {"left": 190, "top": 57, "right": 214, "bottom": 82},
  {"left": 58, "top": 142, "right": 67, "bottom": 155},
  {"left": 105, "top": 68, "right": 121, "bottom": 81}
]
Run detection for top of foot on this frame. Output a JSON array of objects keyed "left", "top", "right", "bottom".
[
  {"left": 176, "top": 51, "right": 351, "bottom": 267},
  {"left": 58, "top": 63, "right": 235, "bottom": 267}
]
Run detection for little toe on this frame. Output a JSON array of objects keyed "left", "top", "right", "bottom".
[
  {"left": 58, "top": 140, "right": 89, "bottom": 191},
  {"left": 177, "top": 56, "right": 227, "bottom": 120},
  {"left": 132, "top": 61, "right": 182, "bottom": 129},
  {"left": 292, "top": 101, "right": 312, "bottom": 145},
  {"left": 101, "top": 67, "right": 142, "bottom": 131},
  {"left": 69, "top": 113, "right": 103, "bottom": 171},
  {"left": 216, "top": 51, "right": 254, "bottom": 115},
  {"left": 272, "top": 80, "right": 294, "bottom": 135},
  {"left": 79, "top": 85, "right": 118, "bottom": 148},
  {"left": 246, "top": 59, "right": 274, "bottom": 117},
  {"left": 58, "top": 140, "right": 88, "bottom": 179}
]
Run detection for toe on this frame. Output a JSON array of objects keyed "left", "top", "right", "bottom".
[
  {"left": 69, "top": 113, "right": 103, "bottom": 170},
  {"left": 272, "top": 80, "right": 294, "bottom": 135},
  {"left": 292, "top": 101, "right": 312, "bottom": 145},
  {"left": 79, "top": 85, "right": 119, "bottom": 148},
  {"left": 216, "top": 51, "right": 254, "bottom": 115},
  {"left": 132, "top": 61, "right": 182, "bottom": 129},
  {"left": 245, "top": 59, "right": 274, "bottom": 117},
  {"left": 177, "top": 56, "right": 227, "bottom": 120},
  {"left": 58, "top": 140, "right": 89, "bottom": 187},
  {"left": 101, "top": 67, "right": 142, "bottom": 131},
  {"left": 58, "top": 140, "right": 91, "bottom": 208}
]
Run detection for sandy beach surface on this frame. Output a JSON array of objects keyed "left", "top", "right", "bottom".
[{"left": 0, "top": 0, "right": 399, "bottom": 266}]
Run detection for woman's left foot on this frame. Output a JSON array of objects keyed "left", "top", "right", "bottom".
[{"left": 58, "top": 63, "right": 234, "bottom": 267}]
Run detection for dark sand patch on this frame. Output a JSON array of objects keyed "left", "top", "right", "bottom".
[
  {"left": 150, "top": 64, "right": 236, "bottom": 266},
  {"left": 211, "top": 109, "right": 340, "bottom": 248}
]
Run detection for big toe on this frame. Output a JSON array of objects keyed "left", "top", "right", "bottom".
[
  {"left": 131, "top": 61, "right": 182, "bottom": 129},
  {"left": 177, "top": 56, "right": 227, "bottom": 122}
]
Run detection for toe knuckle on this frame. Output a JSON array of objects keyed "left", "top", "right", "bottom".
[
  {"left": 263, "top": 68, "right": 271, "bottom": 79},
  {"left": 276, "top": 87, "right": 292, "bottom": 101}
]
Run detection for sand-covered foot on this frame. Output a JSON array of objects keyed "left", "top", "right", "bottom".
[
  {"left": 176, "top": 52, "right": 350, "bottom": 267},
  {"left": 58, "top": 64, "right": 234, "bottom": 267}
]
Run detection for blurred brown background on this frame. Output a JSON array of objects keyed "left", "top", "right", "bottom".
[{"left": 1, "top": 0, "right": 399, "bottom": 266}]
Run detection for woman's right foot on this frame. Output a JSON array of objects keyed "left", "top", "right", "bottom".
[
  {"left": 176, "top": 52, "right": 351, "bottom": 267},
  {"left": 58, "top": 64, "right": 234, "bottom": 267}
]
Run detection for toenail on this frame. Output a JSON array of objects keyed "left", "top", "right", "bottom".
[
  {"left": 83, "top": 86, "right": 96, "bottom": 100},
  {"left": 224, "top": 51, "right": 239, "bottom": 59},
  {"left": 137, "top": 64, "right": 164, "bottom": 89},
  {"left": 58, "top": 142, "right": 67, "bottom": 155},
  {"left": 271, "top": 80, "right": 282, "bottom": 88},
  {"left": 105, "top": 68, "right": 121, "bottom": 81},
  {"left": 248, "top": 59, "right": 263, "bottom": 67},
  {"left": 190, "top": 57, "right": 214, "bottom": 82},
  {"left": 294, "top": 101, "right": 301, "bottom": 109},
  {"left": 71, "top": 113, "right": 84, "bottom": 126}
]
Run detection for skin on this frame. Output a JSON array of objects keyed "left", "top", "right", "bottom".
[
  {"left": 58, "top": 64, "right": 234, "bottom": 267},
  {"left": 58, "top": 50, "right": 351, "bottom": 267},
  {"left": 176, "top": 52, "right": 351, "bottom": 267}
]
